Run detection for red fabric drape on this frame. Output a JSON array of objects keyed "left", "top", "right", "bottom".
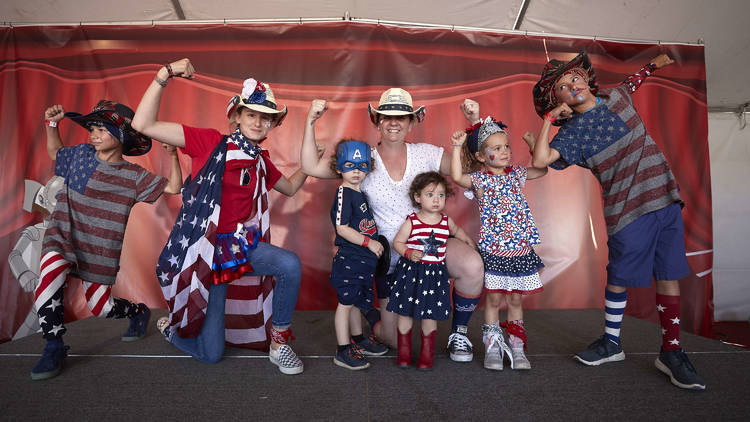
[{"left": 0, "top": 23, "right": 711, "bottom": 342}]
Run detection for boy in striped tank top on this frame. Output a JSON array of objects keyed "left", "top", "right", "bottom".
[
  {"left": 531, "top": 51, "right": 704, "bottom": 390},
  {"left": 387, "top": 172, "right": 475, "bottom": 370},
  {"left": 32, "top": 101, "right": 183, "bottom": 380}
]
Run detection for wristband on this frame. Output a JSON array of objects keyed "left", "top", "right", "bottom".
[
  {"left": 404, "top": 248, "right": 417, "bottom": 259},
  {"left": 451, "top": 143, "right": 463, "bottom": 147},
  {"left": 361, "top": 236, "right": 370, "bottom": 248},
  {"left": 154, "top": 75, "right": 168, "bottom": 88},
  {"left": 46, "top": 120, "right": 57, "bottom": 128},
  {"left": 543, "top": 112, "right": 556, "bottom": 123},
  {"left": 165, "top": 63, "right": 175, "bottom": 78}
]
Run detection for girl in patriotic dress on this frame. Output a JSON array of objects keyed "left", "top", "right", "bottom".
[
  {"left": 387, "top": 172, "right": 475, "bottom": 370},
  {"left": 450, "top": 115, "right": 547, "bottom": 371}
]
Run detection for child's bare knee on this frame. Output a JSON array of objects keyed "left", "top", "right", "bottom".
[
  {"left": 485, "top": 292, "right": 503, "bottom": 308},
  {"left": 507, "top": 294, "right": 523, "bottom": 308}
]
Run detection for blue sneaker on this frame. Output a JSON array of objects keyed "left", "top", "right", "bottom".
[
  {"left": 334, "top": 344, "right": 370, "bottom": 370},
  {"left": 121, "top": 304, "right": 150, "bottom": 342},
  {"left": 574, "top": 335, "right": 625, "bottom": 366},
  {"left": 31, "top": 339, "right": 70, "bottom": 380},
  {"left": 353, "top": 334, "right": 388, "bottom": 356},
  {"left": 655, "top": 348, "right": 706, "bottom": 390}
]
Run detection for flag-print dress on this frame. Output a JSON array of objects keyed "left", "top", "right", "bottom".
[
  {"left": 470, "top": 167, "right": 544, "bottom": 295},
  {"left": 386, "top": 213, "right": 451, "bottom": 320}
]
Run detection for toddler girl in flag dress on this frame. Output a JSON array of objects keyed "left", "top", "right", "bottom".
[
  {"left": 387, "top": 171, "right": 474, "bottom": 370},
  {"left": 450, "top": 113, "right": 547, "bottom": 371}
]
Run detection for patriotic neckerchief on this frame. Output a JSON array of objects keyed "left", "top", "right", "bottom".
[{"left": 156, "top": 129, "right": 271, "bottom": 339}]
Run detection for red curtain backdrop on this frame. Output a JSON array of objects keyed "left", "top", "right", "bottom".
[{"left": 0, "top": 22, "right": 711, "bottom": 342}]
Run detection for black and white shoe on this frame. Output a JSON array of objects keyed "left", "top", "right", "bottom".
[{"left": 447, "top": 325, "right": 473, "bottom": 362}]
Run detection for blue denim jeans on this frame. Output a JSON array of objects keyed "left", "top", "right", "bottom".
[{"left": 169, "top": 241, "right": 301, "bottom": 363}]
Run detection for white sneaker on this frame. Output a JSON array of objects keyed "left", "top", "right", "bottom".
[
  {"left": 482, "top": 324, "right": 503, "bottom": 370},
  {"left": 509, "top": 335, "right": 531, "bottom": 370},
  {"left": 482, "top": 323, "right": 512, "bottom": 370},
  {"left": 269, "top": 344, "right": 304, "bottom": 375}
]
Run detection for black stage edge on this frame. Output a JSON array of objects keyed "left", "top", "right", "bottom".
[{"left": 1, "top": 309, "right": 748, "bottom": 420}]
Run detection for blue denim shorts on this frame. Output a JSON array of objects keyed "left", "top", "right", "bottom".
[{"left": 606, "top": 203, "right": 691, "bottom": 287}]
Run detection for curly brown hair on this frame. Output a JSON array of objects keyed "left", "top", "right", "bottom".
[
  {"left": 459, "top": 142, "right": 484, "bottom": 174},
  {"left": 408, "top": 171, "right": 454, "bottom": 208},
  {"left": 329, "top": 138, "right": 375, "bottom": 177}
]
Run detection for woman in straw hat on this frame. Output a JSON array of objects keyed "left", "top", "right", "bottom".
[
  {"left": 301, "top": 89, "right": 485, "bottom": 363},
  {"left": 132, "top": 58, "right": 315, "bottom": 375}
]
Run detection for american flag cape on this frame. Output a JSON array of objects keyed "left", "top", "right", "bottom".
[{"left": 157, "top": 134, "right": 274, "bottom": 351}]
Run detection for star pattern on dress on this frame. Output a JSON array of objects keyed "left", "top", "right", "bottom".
[
  {"left": 656, "top": 304, "right": 665, "bottom": 312},
  {"left": 419, "top": 231, "right": 441, "bottom": 257},
  {"left": 669, "top": 339, "right": 680, "bottom": 346},
  {"left": 49, "top": 324, "right": 64, "bottom": 336},
  {"left": 671, "top": 317, "right": 680, "bottom": 325}
]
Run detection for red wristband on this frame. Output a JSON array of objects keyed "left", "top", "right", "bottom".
[
  {"left": 46, "top": 120, "right": 57, "bottom": 128},
  {"left": 404, "top": 248, "right": 417, "bottom": 259},
  {"left": 543, "top": 112, "right": 556, "bottom": 123},
  {"left": 361, "top": 236, "right": 370, "bottom": 248}
]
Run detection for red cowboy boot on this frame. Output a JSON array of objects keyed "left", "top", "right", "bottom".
[
  {"left": 397, "top": 328, "right": 412, "bottom": 368},
  {"left": 417, "top": 330, "right": 436, "bottom": 370}
]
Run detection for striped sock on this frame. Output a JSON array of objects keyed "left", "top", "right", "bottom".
[{"left": 604, "top": 289, "right": 627, "bottom": 345}]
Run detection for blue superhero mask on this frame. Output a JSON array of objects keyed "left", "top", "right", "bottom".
[{"left": 336, "top": 140, "right": 371, "bottom": 173}]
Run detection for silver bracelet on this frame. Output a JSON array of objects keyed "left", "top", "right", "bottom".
[{"left": 154, "top": 75, "right": 168, "bottom": 88}]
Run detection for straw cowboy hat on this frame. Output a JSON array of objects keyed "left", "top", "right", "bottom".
[
  {"left": 367, "top": 87, "right": 426, "bottom": 125},
  {"left": 226, "top": 78, "right": 287, "bottom": 127}
]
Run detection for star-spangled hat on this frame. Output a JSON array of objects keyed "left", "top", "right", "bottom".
[
  {"left": 65, "top": 100, "right": 152, "bottom": 156},
  {"left": 532, "top": 50, "right": 598, "bottom": 126}
]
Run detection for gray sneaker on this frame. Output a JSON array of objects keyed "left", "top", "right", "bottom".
[
  {"left": 447, "top": 325, "right": 473, "bottom": 362},
  {"left": 508, "top": 335, "right": 531, "bottom": 370},
  {"left": 482, "top": 324, "right": 508, "bottom": 370}
]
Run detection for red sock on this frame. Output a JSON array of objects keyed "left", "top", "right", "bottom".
[{"left": 656, "top": 294, "right": 681, "bottom": 351}]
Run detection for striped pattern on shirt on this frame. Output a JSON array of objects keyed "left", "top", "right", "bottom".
[
  {"left": 550, "top": 85, "right": 682, "bottom": 235},
  {"left": 404, "top": 213, "right": 449, "bottom": 264},
  {"left": 43, "top": 143, "right": 167, "bottom": 285}
]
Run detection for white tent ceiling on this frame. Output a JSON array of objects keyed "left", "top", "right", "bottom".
[{"left": 2, "top": 0, "right": 749, "bottom": 109}]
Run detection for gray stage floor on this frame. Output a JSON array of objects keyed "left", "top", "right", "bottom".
[{"left": 1, "top": 309, "right": 748, "bottom": 421}]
